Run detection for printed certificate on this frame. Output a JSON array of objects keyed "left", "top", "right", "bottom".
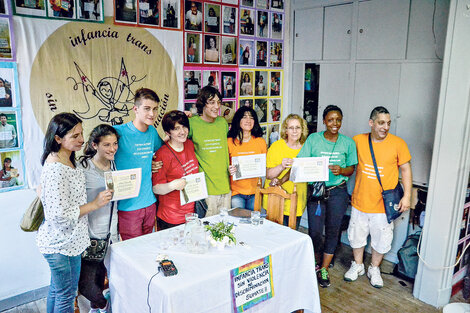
[
  {"left": 232, "top": 154, "right": 266, "bottom": 181},
  {"left": 104, "top": 168, "right": 141, "bottom": 201},
  {"left": 290, "top": 157, "right": 329, "bottom": 183},
  {"left": 180, "top": 172, "right": 208, "bottom": 205}
]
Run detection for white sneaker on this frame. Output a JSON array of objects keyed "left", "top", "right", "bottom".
[
  {"left": 343, "top": 261, "right": 365, "bottom": 282},
  {"left": 367, "top": 265, "right": 384, "bottom": 288}
]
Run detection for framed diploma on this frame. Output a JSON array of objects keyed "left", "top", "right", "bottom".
[
  {"left": 232, "top": 153, "right": 266, "bottom": 181},
  {"left": 104, "top": 168, "right": 142, "bottom": 201},
  {"left": 290, "top": 157, "right": 329, "bottom": 183},
  {"left": 180, "top": 172, "right": 208, "bottom": 205}
]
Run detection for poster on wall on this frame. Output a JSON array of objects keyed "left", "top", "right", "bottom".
[{"left": 15, "top": 18, "right": 182, "bottom": 186}]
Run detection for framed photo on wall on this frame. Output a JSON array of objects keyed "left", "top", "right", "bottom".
[
  {"left": 0, "top": 150, "right": 25, "bottom": 192},
  {"left": 221, "top": 71, "right": 236, "bottom": 99},
  {"left": 221, "top": 36, "right": 237, "bottom": 65},
  {"left": 185, "top": 32, "right": 202, "bottom": 64},
  {"left": 0, "top": 63, "right": 18, "bottom": 108},
  {"left": 184, "top": 70, "right": 201, "bottom": 100},
  {"left": 162, "top": 0, "right": 179, "bottom": 29},
  {"left": 184, "top": 0, "right": 202, "bottom": 31},
  {"left": 222, "top": 5, "right": 237, "bottom": 35},
  {"left": 138, "top": 0, "right": 160, "bottom": 26},
  {"left": 0, "top": 17, "right": 13, "bottom": 61},
  {"left": 13, "top": 0, "right": 47, "bottom": 17},
  {"left": 115, "top": 0, "right": 137, "bottom": 24},
  {"left": 204, "top": 34, "right": 220, "bottom": 64}
]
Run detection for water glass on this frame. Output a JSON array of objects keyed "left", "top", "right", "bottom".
[
  {"left": 251, "top": 211, "right": 261, "bottom": 226},
  {"left": 220, "top": 207, "right": 228, "bottom": 217}
]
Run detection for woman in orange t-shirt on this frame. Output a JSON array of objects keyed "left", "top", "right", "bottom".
[{"left": 227, "top": 106, "right": 267, "bottom": 210}]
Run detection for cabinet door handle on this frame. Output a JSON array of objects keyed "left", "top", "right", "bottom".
[
  {"left": 359, "top": 28, "right": 364, "bottom": 33},
  {"left": 347, "top": 29, "right": 351, "bottom": 34},
  {"left": 295, "top": 33, "right": 299, "bottom": 37}
]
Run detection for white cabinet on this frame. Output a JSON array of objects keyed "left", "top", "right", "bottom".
[
  {"left": 407, "top": 0, "right": 449, "bottom": 59},
  {"left": 293, "top": 7, "right": 323, "bottom": 61},
  {"left": 323, "top": 3, "right": 353, "bottom": 60},
  {"left": 318, "top": 64, "right": 352, "bottom": 133},
  {"left": 350, "top": 63, "right": 401, "bottom": 136},
  {"left": 356, "top": 0, "right": 410, "bottom": 60}
]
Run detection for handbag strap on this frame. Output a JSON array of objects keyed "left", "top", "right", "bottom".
[
  {"left": 164, "top": 142, "right": 188, "bottom": 175},
  {"left": 368, "top": 134, "right": 384, "bottom": 191},
  {"left": 163, "top": 142, "right": 206, "bottom": 211}
]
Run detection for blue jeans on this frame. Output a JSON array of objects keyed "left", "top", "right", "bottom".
[
  {"left": 307, "top": 183, "right": 349, "bottom": 254},
  {"left": 43, "top": 253, "right": 81, "bottom": 313},
  {"left": 231, "top": 194, "right": 255, "bottom": 211}
]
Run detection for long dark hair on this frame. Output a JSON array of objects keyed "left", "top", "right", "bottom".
[
  {"left": 2, "top": 157, "right": 11, "bottom": 173},
  {"left": 41, "top": 113, "right": 82, "bottom": 166},
  {"left": 227, "top": 106, "right": 263, "bottom": 145},
  {"left": 79, "top": 124, "right": 119, "bottom": 168}
]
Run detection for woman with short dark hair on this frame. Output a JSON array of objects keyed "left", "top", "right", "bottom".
[{"left": 152, "top": 110, "right": 199, "bottom": 230}]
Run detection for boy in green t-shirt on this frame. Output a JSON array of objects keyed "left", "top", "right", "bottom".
[{"left": 189, "top": 86, "right": 231, "bottom": 216}]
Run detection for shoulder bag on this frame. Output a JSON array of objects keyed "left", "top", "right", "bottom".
[
  {"left": 20, "top": 196, "right": 44, "bottom": 232},
  {"left": 82, "top": 161, "right": 116, "bottom": 262},
  {"left": 368, "top": 134, "right": 404, "bottom": 223},
  {"left": 163, "top": 143, "right": 208, "bottom": 218},
  {"left": 309, "top": 136, "right": 338, "bottom": 202}
]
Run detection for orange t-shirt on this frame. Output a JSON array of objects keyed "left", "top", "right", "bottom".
[
  {"left": 228, "top": 136, "right": 267, "bottom": 196},
  {"left": 351, "top": 133, "right": 411, "bottom": 213}
]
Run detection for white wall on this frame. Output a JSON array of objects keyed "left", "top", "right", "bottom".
[{"left": 0, "top": 189, "right": 49, "bottom": 304}]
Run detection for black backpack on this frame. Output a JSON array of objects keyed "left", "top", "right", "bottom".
[{"left": 393, "top": 231, "right": 421, "bottom": 282}]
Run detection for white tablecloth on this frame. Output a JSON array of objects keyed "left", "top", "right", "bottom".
[{"left": 108, "top": 216, "right": 321, "bottom": 313}]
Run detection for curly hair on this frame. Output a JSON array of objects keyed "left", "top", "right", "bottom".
[{"left": 280, "top": 114, "right": 308, "bottom": 144}]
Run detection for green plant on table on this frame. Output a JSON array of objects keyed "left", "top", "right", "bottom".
[{"left": 205, "top": 221, "right": 236, "bottom": 244}]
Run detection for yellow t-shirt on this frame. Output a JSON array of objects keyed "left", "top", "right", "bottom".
[
  {"left": 351, "top": 133, "right": 411, "bottom": 213},
  {"left": 263, "top": 139, "right": 307, "bottom": 216},
  {"left": 228, "top": 136, "right": 267, "bottom": 196}
]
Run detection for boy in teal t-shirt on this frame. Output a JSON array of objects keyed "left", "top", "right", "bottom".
[
  {"left": 189, "top": 86, "right": 231, "bottom": 216},
  {"left": 113, "top": 88, "right": 163, "bottom": 240}
]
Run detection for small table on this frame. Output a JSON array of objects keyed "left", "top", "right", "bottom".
[{"left": 108, "top": 215, "right": 321, "bottom": 313}]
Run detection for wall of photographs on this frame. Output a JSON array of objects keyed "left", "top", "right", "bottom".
[
  {"left": 0, "top": 2, "right": 24, "bottom": 193},
  {"left": 12, "top": 0, "right": 105, "bottom": 22},
  {"left": 182, "top": 0, "right": 285, "bottom": 147}
]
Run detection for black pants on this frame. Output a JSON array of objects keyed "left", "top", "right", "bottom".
[
  {"left": 78, "top": 259, "right": 107, "bottom": 309},
  {"left": 307, "top": 183, "right": 349, "bottom": 255},
  {"left": 156, "top": 217, "right": 181, "bottom": 231}
]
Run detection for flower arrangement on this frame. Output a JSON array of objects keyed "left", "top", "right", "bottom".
[{"left": 205, "top": 221, "right": 236, "bottom": 247}]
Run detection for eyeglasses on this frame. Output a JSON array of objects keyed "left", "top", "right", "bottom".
[{"left": 287, "top": 126, "right": 301, "bottom": 131}]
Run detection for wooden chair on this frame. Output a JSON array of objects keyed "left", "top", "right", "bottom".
[{"left": 253, "top": 178, "right": 298, "bottom": 230}]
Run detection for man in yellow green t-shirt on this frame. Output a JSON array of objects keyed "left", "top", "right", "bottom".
[
  {"left": 189, "top": 86, "right": 231, "bottom": 216},
  {"left": 344, "top": 106, "right": 412, "bottom": 288}
]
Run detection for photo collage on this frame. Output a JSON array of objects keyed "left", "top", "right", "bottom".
[
  {"left": 13, "top": 0, "right": 105, "bottom": 22},
  {"left": 0, "top": 62, "right": 25, "bottom": 192},
  {"left": 184, "top": 0, "right": 284, "bottom": 146}
]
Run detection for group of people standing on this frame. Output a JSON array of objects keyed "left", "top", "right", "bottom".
[{"left": 36, "top": 84, "right": 412, "bottom": 313}]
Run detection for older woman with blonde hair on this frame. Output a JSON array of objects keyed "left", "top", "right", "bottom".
[{"left": 264, "top": 114, "right": 308, "bottom": 229}]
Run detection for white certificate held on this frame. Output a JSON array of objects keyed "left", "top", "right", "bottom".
[
  {"left": 232, "top": 153, "right": 266, "bottom": 181},
  {"left": 290, "top": 157, "right": 329, "bottom": 183},
  {"left": 180, "top": 172, "right": 208, "bottom": 205},
  {"left": 104, "top": 168, "right": 141, "bottom": 201}
]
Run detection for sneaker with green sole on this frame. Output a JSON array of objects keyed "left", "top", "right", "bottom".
[{"left": 316, "top": 267, "right": 331, "bottom": 288}]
